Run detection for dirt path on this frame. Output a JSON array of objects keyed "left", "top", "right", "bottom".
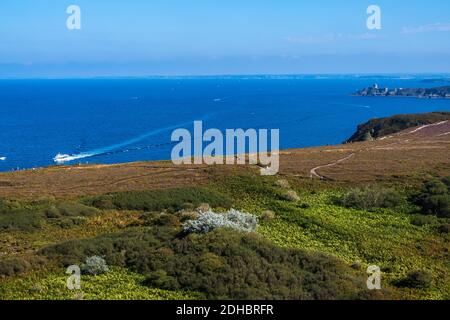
[
  {"left": 308, "top": 121, "right": 450, "bottom": 180},
  {"left": 402, "top": 120, "right": 448, "bottom": 135},
  {"left": 310, "top": 153, "right": 355, "bottom": 179},
  {"left": 309, "top": 139, "right": 407, "bottom": 179}
]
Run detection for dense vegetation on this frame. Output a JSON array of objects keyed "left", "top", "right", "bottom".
[
  {"left": 412, "top": 177, "right": 450, "bottom": 218},
  {"left": 0, "top": 198, "right": 99, "bottom": 232},
  {"left": 1, "top": 175, "right": 449, "bottom": 300},
  {"left": 41, "top": 225, "right": 376, "bottom": 300},
  {"left": 0, "top": 267, "right": 202, "bottom": 300},
  {"left": 86, "top": 188, "right": 232, "bottom": 212},
  {"left": 333, "top": 187, "right": 403, "bottom": 210}
]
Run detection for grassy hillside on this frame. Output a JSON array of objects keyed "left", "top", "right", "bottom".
[{"left": 1, "top": 117, "right": 450, "bottom": 300}]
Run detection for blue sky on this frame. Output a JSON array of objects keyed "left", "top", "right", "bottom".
[{"left": 1, "top": 0, "right": 450, "bottom": 76}]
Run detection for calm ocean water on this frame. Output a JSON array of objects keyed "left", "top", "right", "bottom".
[{"left": 1, "top": 76, "right": 450, "bottom": 172}]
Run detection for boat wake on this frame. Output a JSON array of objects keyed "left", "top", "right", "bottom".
[
  {"left": 0, "top": 156, "right": 6, "bottom": 161},
  {"left": 331, "top": 102, "right": 371, "bottom": 109},
  {"left": 312, "top": 100, "right": 372, "bottom": 110},
  {"left": 53, "top": 153, "right": 93, "bottom": 164},
  {"left": 53, "top": 112, "right": 218, "bottom": 164}
]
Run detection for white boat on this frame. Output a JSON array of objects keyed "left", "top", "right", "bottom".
[
  {"left": 53, "top": 152, "right": 91, "bottom": 163},
  {"left": 53, "top": 153, "right": 75, "bottom": 163}
]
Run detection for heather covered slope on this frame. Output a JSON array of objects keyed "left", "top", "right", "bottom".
[
  {"left": 345, "top": 111, "right": 450, "bottom": 143},
  {"left": 280, "top": 118, "right": 450, "bottom": 182}
]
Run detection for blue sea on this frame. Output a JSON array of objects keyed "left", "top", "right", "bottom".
[{"left": 1, "top": 76, "right": 450, "bottom": 172}]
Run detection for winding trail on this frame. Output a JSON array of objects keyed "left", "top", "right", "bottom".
[
  {"left": 404, "top": 120, "right": 448, "bottom": 135},
  {"left": 309, "top": 121, "right": 450, "bottom": 180},
  {"left": 309, "top": 153, "right": 355, "bottom": 180}
]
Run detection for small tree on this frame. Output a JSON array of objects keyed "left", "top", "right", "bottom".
[{"left": 81, "top": 256, "right": 109, "bottom": 275}]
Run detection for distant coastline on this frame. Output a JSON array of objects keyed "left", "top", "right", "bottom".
[{"left": 354, "top": 84, "right": 450, "bottom": 99}]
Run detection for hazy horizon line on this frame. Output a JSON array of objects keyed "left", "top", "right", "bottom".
[{"left": 1, "top": 73, "right": 450, "bottom": 80}]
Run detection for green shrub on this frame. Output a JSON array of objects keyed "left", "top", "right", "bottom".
[
  {"left": 139, "top": 212, "right": 184, "bottom": 228},
  {"left": 0, "top": 210, "right": 44, "bottom": 232},
  {"left": 413, "top": 179, "right": 450, "bottom": 218},
  {"left": 154, "top": 214, "right": 181, "bottom": 227},
  {"left": 419, "top": 194, "right": 450, "bottom": 218},
  {"left": 395, "top": 270, "right": 433, "bottom": 289},
  {"left": 438, "top": 224, "right": 450, "bottom": 234},
  {"left": 0, "top": 258, "right": 31, "bottom": 277},
  {"left": 334, "top": 187, "right": 403, "bottom": 210},
  {"left": 260, "top": 210, "right": 276, "bottom": 221},
  {"left": 421, "top": 180, "right": 448, "bottom": 196},
  {"left": 410, "top": 215, "right": 437, "bottom": 227},
  {"left": 0, "top": 198, "right": 26, "bottom": 212},
  {"left": 144, "top": 269, "right": 178, "bottom": 289},
  {"left": 86, "top": 188, "right": 231, "bottom": 213},
  {"left": 138, "top": 212, "right": 158, "bottom": 226},
  {"left": 0, "top": 198, "right": 99, "bottom": 232},
  {"left": 280, "top": 190, "right": 300, "bottom": 202},
  {"left": 56, "top": 202, "right": 99, "bottom": 217},
  {"left": 56, "top": 216, "right": 88, "bottom": 229},
  {"left": 44, "top": 206, "right": 61, "bottom": 219},
  {"left": 91, "top": 198, "right": 115, "bottom": 210},
  {"left": 441, "top": 176, "right": 450, "bottom": 188},
  {"left": 0, "top": 256, "right": 47, "bottom": 277}
]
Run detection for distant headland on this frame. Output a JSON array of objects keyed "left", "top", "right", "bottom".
[
  {"left": 354, "top": 84, "right": 450, "bottom": 99},
  {"left": 345, "top": 111, "right": 450, "bottom": 143}
]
